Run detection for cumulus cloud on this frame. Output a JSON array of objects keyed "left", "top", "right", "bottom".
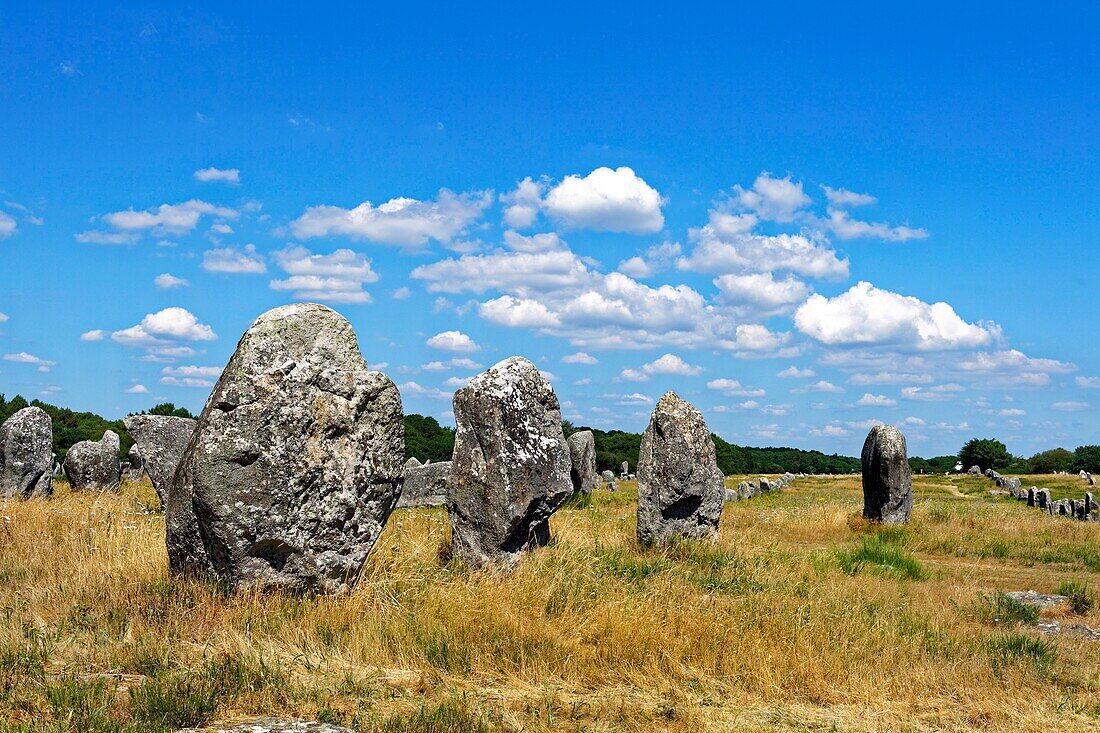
[
  {"left": 0, "top": 312, "right": 8, "bottom": 323},
  {"left": 850, "top": 371, "right": 934, "bottom": 385},
  {"left": 713, "top": 271, "right": 811, "bottom": 315},
  {"left": 1077, "top": 376, "right": 1100, "bottom": 389},
  {"left": 193, "top": 167, "right": 240, "bottom": 184},
  {"left": 777, "top": 365, "right": 815, "bottom": 379},
  {"left": 856, "top": 393, "right": 897, "bottom": 406},
  {"left": 706, "top": 378, "right": 766, "bottom": 398},
  {"left": 269, "top": 244, "right": 378, "bottom": 303},
  {"left": 794, "top": 281, "right": 995, "bottom": 350},
  {"left": 80, "top": 199, "right": 237, "bottom": 240},
  {"left": 501, "top": 177, "right": 544, "bottom": 229},
  {"left": 821, "top": 186, "right": 876, "bottom": 208},
  {"left": 427, "top": 330, "right": 479, "bottom": 352},
  {"left": 793, "top": 380, "right": 844, "bottom": 394},
  {"left": 290, "top": 189, "right": 492, "bottom": 248},
  {"left": 901, "top": 384, "right": 964, "bottom": 401},
  {"left": 80, "top": 329, "right": 107, "bottom": 341},
  {"left": 562, "top": 352, "right": 598, "bottom": 365},
  {"left": 1052, "top": 401, "right": 1087, "bottom": 412},
  {"left": 420, "top": 357, "right": 482, "bottom": 372},
  {"left": 732, "top": 172, "right": 811, "bottom": 222},
  {"left": 125, "top": 384, "right": 149, "bottom": 394},
  {"left": 621, "top": 353, "right": 702, "bottom": 381},
  {"left": 823, "top": 208, "right": 928, "bottom": 241},
  {"left": 3, "top": 352, "right": 56, "bottom": 371},
  {"left": 958, "top": 349, "right": 1074, "bottom": 374},
  {"left": 108, "top": 308, "right": 216, "bottom": 360},
  {"left": 202, "top": 244, "right": 267, "bottom": 274},
  {"left": 399, "top": 381, "right": 452, "bottom": 399},
  {"left": 679, "top": 210, "right": 848, "bottom": 279},
  {"left": 75, "top": 230, "right": 141, "bottom": 245},
  {"left": 540, "top": 166, "right": 664, "bottom": 233},
  {"left": 154, "top": 273, "right": 189, "bottom": 289},
  {"left": 617, "top": 241, "right": 681, "bottom": 278},
  {"left": 160, "top": 364, "right": 222, "bottom": 388}
]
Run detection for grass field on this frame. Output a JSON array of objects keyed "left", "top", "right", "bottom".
[{"left": 0, "top": 473, "right": 1097, "bottom": 732}]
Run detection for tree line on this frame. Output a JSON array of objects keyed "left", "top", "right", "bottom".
[{"left": 958, "top": 437, "right": 1100, "bottom": 474}]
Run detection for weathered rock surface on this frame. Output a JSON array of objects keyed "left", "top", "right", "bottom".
[
  {"left": 446, "top": 356, "right": 572, "bottom": 570},
  {"left": 1005, "top": 590, "right": 1069, "bottom": 609},
  {"left": 0, "top": 406, "right": 54, "bottom": 499},
  {"left": 166, "top": 303, "right": 404, "bottom": 593},
  {"left": 636, "top": 392, "right": 724, "bottom": 545},
  {"left": 861, "top": 425, "right": 912, "bottom": 524},
  {"left": 566, "top": 430, "right": 597, "bottom": 493},
  {"left": 968, "top": 465, "right": 981, "bottom": 475},
  {"left": 404, "top": 457, "right": 422, "bottom": 470},
  {"left": 397, "top": 461, "right": 450, "bottom": 508},
  {"left": 63, "top": 430, "right": 122, "bottom": 492},
  {"left": 601, "top": 469, "right": 615, "bottom": 483},
  {"left": 123, "top": 414, "right": 197, "bottom": 506}
]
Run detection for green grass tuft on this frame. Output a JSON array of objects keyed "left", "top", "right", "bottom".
[
  {"left": 836, "top": 532, "right": 925, "bottom": 580},
  {"left": 1055, "top": 581, "right": 1095, "bottom": 615}
]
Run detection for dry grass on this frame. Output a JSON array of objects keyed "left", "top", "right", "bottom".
[{"left": 0, "top": 473, "right": 1097, "bottom": 732}]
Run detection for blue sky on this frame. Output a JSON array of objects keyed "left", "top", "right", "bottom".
[{"left": 1, "top": 3, "right": 1097, "bottom": 457}]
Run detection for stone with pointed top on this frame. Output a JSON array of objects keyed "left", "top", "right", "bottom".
[
  {"left": 64, "top": 430, "right": 121, "bottom": 492},
  {"left": 861, "top": 425, "right": 912, "bottom": 524},
  {"left": 566, "top": 430, "right": 597, "bottom": 493},
  {"left": 0, "top": 406, "right": 54, "bottom": 499}
]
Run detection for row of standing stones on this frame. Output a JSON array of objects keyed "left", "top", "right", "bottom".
[
  {"left": 976, "top": 468, "right": 1096, "bottom": 521},
  {"left": 0, "top": 303, "right": 917, "bottom": 594}
]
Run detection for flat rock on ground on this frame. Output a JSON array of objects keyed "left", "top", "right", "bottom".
[{"left": 179, "top": 719, "right": 353, "bottom": 733}]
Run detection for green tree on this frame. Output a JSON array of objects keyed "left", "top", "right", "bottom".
[
  {"left": 958, "top": 438, "right": 1013, "bottom": 473},
  {"left": 146, "top": 402, "right": 196, "bottom": 419},
  {"left": 1027, "top": 448, "right": 1075, "bottom": 474},
  {"left": 1074, "top": 445, "right": 1100, "bottom": 474},
  {"left": 404, "top": 414, "right": 456, "bottom": 463}
]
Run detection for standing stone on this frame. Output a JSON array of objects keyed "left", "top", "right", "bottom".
[
  {"left": 621, "top": 460, "right": 629, "bottom": 478},
  {"left": 123, "top": 415, "right": 197, "bottom": 507},
  {"left": 404, "top": 457, "right": 422, "bottom": 470},
  {"left": 0, "top": 406, "right": 54, "bottom": 499},
  {"left": 1038, "top": 489, "right": 1052, "bottom": 509},
  {"left": 968, "top": 465, "right": 981, "bottom": 475},
  {"left": 636, "top": 392, "right": 724, "bottom": 545},
  {"left": 737, "top": 481, "right": 752, "bottom": 500},
  {"left": 1089, "top": 476, "right": 1097, "bottom": 487},
  {"left": 64, "top": 430, "right": 122, "bottom": 492},
  {"left": 126, "top": 444, "right": 144, "bottom": 481},
  {"left": 166, "top": 303, "right": 404, "bottom": 593},
  {"left": 566, "top": 430, "right": 597, "bottom": 493},
  {"left": 601, "top": 469, "right": 615, "bottom": 483},
  {"left": 1080, "top": 470, "right": 1089, "bottom": 479},
  {"left": 1027, "top": 487, "right": 1036, "bottom": 507},
  {"left": 1002, "top": 477, "right": 1021, "bottom": 494},
  {"left": 446, "top": 357, "right": 572, "bottom": 570},
  {"left": 861, "top": 425, "right": 913, "bottom": 524},
  {"left": 397, "top": 461, "right": 451, "bottom": 508},
  {"left": 723, "top": 487, "right": 738, "bottom": 503},
  {"left": 1085, "top": 492, "right": 1095, "bottom": 521},
  {"left": 759, "top": 477, "right": 773, "bottom": 493}
]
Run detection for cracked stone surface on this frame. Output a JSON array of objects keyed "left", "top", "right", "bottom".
[
  {"left": 0, "top": 406, "right": 54, "bottom": 499},
  {"left": 166, "top": 303, "right": 403, "bottom": 593},
  {"left": 636, "top": 391, "right": 723, "bottom": 545},
  {"left": 861, "top": 425, "right": 912, "bottom": 524}
]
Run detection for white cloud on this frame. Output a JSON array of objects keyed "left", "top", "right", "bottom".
[
  {"left": 713, "top": 272, "right": 810, "bottom": 315},
  {"left": 617, "top": 241, "right": 682, "bottom": 278},
  {"left": 679, "top": 211, "right": 848, "bottom": 279},
  {"left": 615, "top": 393, "right": 654, "bottom": 406},
  {"left": 901, "top": 384, "right": 964, "bottom": 402},
  {"left": 856, "top": 393, "right": 897, "bottom": 407},
  {"left": 502, "top": 229, "right": 566, "bottom": 252},
  {"left": 706, "top": 378, "right": 766, "bottom": 397},
  {"left": 427, "top": 330, "right": 479, "bottom": 352},
  {"left": 811, "top": 424, "right": 849, "bottom": 437},
  {"left": 777, "top": 365, "right": 815, "bottom": 379},
  {"left": 0, "top": 312, "right": 8, "bottom": 323},
  {"left": 1052, "top": 401, "right": 1088, "bottom": 412},
  {"left": 619, "top": 368, "right": 648, "bottom": 382},
  {"left": 501, "top": 177, "right": 544, "bottom": 229},
  {"left": 420, "top": 357, "right": 482, "bottom": 372},
  {"left": 86, "top": 199, "right": 237, "bottom": 239},
  {"left": 412, "top": 249, "right": 590, "bottom": 295},
  {"left": 903, "top": 416, "right": 925, "bottom": 425},
  {"left": 193, "top": 167, "right": 241, "bottom": 184},
  {"left": 443, "top": 376, "right": 472, "bottom": 388},
  {"left": 270, "top": 244, "right": 378, "bottom": 303},
  {"left": 719, "top": 324, "right": 792, "bottom": 354},
  {"left": 998, "top": 408, "right": 1026, "bottom": 416},
  {"left": 392, "top": 286, "right": 412, "bottom": 300},
  {"left": 823, "top": 208, "right": 928, "bottom": 241},
  {"left": 399, "top": 381, "right": 452, "bottom": 399},
  {"left": 154, "top": 273, "right": 189, "bottom": 289},
  {"left": 80, "top": 329, "right": 107, "bottom": 341},
  {"left": 793, "top": 380, "right": 844, "bottom": 394},
  {"left": 541, "top": 166, "right": 664, "bottom": 233},
  {"left": 732, "top": 172, "right": 811, "bottom": 222},
  {"left": 562, "top": 352, "right": 598, "bottom": 365},
  {"left": 850, "top": 371, "right": 934, "bottom": 385},
  {"left": 110, "top": 308, "right": 216, "bottom": 356},
  {"left": 290, "top": 189, "right": 492, "bottom": 248},
  {"left": 203, "top": 244, "right": 267, "bottom": 274},
  {"left": 3, "top": 352, "right": 55, "bottom": 369},
  {"left": 160, "top": 364, "right": 222, "bottom": 388},
  {"left": 125, "top": 384, "right": 149, "bottom": 394},
  {"left": 821, "top": 186, "right": 876, "bottom": 208},
  {"left": 75, "top": 230, "right": 141, "bottom": 245},
  {"left": 1077, "top": 376, "right": 1100, "bottom": 389},
  {"left": 641, "top": 353, "right": 702, "bottom": 376},
  {"left": 0, "top": 211, "right": 16, "bottom": 238},
  {"left": 479, "top": 296, "right": 560, "bottom": 327},
  {"left": 958, "top": 349, "right": 1074, "bottom": 374},
  {"left": 794, "top": 281, "right": 995, "bottom": 350}
]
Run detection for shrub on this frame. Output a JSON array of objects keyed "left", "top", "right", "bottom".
[{"left": 1055, "top": 581, "right": 1094, "bottom": 615}]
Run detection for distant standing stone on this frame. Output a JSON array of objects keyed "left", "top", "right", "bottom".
[
  {"left": 737, "top": 480, "right": 753, "bottom": 500},
  {"left": 166, "top": 303, "right": 404, "bottom": 593},
  {"left": 601, "top": 469, "right": 615, "bottom": 483},
  {"left": 0, "top": 406, "right": 54, "bottom": 499},
  {"left": 446, "top": 357, "right": 572, "bottom": 570},
  {"left": 64, "top": 430, "right": 122, "bottom": 492},
  {"left": 123, "top": 414, "right": 197, "bottom": 507},
  {"left": 636, "top": 392, "right": 724, "bottom": 545},
  {"left": 621, "top": 460, "right": 629, "bottom": 478},
  {"left": 861, "top": 425, "right": 912, "bottom": 524},
  {"left": 398, "top": 461, "right": 450, "bottom": 508},
  {"left": 759, "top": 477, "right": 773, "bottom": 493},
  {"left": 566, "top": 430, "right": 597, "bottom": 493},
  {"left": 968, "top": 465, "right": 981, "bottom": 475}
]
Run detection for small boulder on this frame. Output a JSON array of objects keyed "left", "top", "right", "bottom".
[
  {"left": 968, "top": 465, "right": 981, "bottom": 475},
  {"left": 861, "top": 425, "right": 912, "bottom": 524},
  {"left": 566, "top": 430, "right": 597, "bottom": 493},
  {"left": 397, "top": 461, "right": 450, "bottom": 508},
  {"left": 166, "top": 303, "right": 404, "bottom": 593},
  {"left": 0, "top": 406, "right": 54, "bottom": 499},
  {"left": 636, "top": 392, "right": 724, "bottom": 545},
  {"left": 601, "top": 469, "right": 616, "bottom": 483},
  {"left": 64, "top": 430, "right": 122, "bottom": 492},
  {"left": 446, "top": 357, "right": 572, "bottom": 570},
  {"left": 737, "top": 480, "right": 752, "bottom": 500},
  {"left": 123, "top": 414, "right": 197, "bottom": 506}
]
